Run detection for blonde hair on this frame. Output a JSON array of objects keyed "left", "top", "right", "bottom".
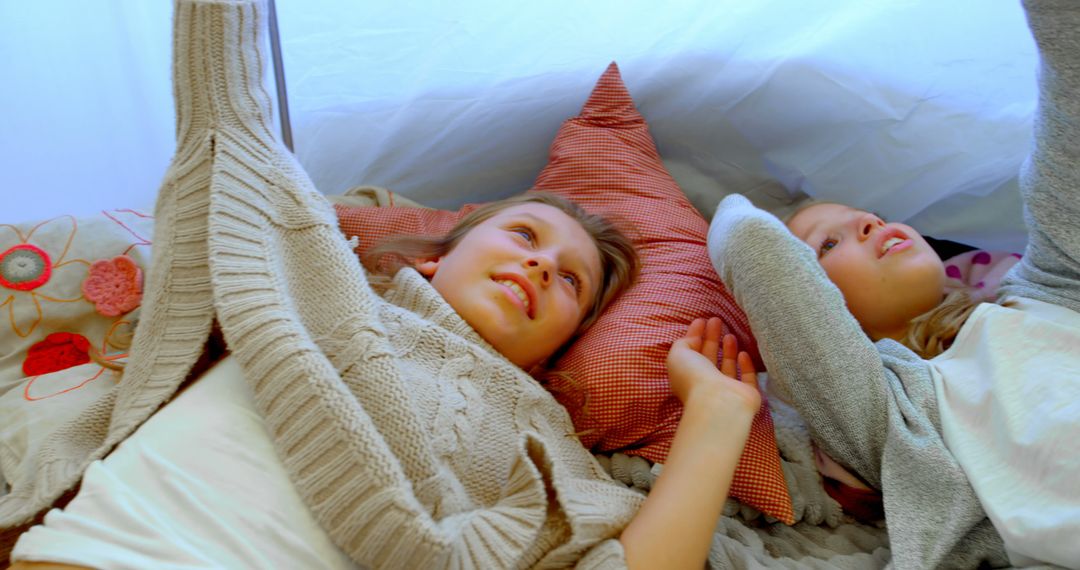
[
  {"left": 903, "top": 288, "right": 981, "bottom": 359},
  {"left": 784, "top": 199, "right": 982, "bottom": 359},
  {"left": 364, "top": 191, "right": 640, "bottom": 339}
]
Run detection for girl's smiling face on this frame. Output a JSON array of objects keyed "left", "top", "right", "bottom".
[
  {"left": 418, "top": 202, "right": 603, "bottom": 369},
  {"left": 787, "top": 203, "right": 946, "bottom": 341}
]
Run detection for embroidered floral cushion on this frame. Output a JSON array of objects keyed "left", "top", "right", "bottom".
[
  {"left": 334, "top": 63, "right": 794, "bottom": 523},
  {"left": 0, "top": 210, "right": 152, "bottom": 499},
  {"left": 0, "top": 210, "right": 152, "bottom": 394}
]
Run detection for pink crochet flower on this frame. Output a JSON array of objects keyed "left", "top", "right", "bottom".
[{"left": 82, "top": 255, "right": 143, "bottom": 317}]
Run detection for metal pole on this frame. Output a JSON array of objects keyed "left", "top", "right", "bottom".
[{"left": 266, "top": 0, "right": 294, "bottom": 152}]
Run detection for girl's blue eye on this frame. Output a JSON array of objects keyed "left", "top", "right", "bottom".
[
  {"left": 562, "top": 272, "right": 582, "bottom": 295},
  {"left": 513, "top": 227, "right": 534, "bottom": 242},
  {"left": 819, "top": 238, "right": 838, "bottom": 256}
]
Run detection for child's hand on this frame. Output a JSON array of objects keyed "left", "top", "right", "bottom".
[
  {"left": 666, "top": 317, "right": 761, "bottom": 417},
  {"left": 625, "top": 318, "right": 762, "bottom": 569}
]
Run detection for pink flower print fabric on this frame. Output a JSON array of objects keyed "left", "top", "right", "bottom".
[
  {"left": 81, "top": 255, "right": 143, "bottom": 317},
  {"left": 942, "top": 249, "right": 1022, "bottom": 301}
]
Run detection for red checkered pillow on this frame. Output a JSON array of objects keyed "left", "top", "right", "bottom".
[{"left": 334, "top": 63, "right": 793, "bottom": 523}]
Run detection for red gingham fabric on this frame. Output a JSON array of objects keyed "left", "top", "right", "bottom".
[{"left": 334, "top": 63, "right": 793, "bottom": 523}]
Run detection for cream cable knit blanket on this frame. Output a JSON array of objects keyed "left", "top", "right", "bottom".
[{"left": 1, "top": 0, "right": 649, "bottom": 567}]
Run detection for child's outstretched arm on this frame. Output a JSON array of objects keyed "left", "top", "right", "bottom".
[
  {"left": 1000, "top": 0, "right": 1080, "bottom": 311},
  {"left": 619, "top": 317, "right": 759, "bottom": 570},
  {"left": 707, "top": 194, "right": 895, "bottom": 488}
]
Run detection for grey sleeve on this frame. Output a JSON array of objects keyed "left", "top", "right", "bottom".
[
  {"left": 708, "top": 196, "right": 1010, "bottom": 568},
  {"left": 999, "top": 0, "right": 1080, "bottom": 311},
  {"left": 707, "top": 195, "right": 893, "bottom": 489}
]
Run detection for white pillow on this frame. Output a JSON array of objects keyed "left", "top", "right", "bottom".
[{"left": 11, "top": 357, "right": 358, "bottom": 569}]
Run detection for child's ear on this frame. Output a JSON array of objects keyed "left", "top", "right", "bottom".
[{"left": 416, "top": 258, "right": 440, "bottom": 277}]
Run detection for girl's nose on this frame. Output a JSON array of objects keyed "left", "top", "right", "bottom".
[
  {"left": 525, "top": 257, "right": 552, "bottom": 286},
  {"left": 857, "top": 212, "right": 885, "bottom": 242}
]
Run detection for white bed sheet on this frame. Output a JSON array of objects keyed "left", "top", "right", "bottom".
[{"left": 11, "top": 357, "right": 358, "bottom": 570}]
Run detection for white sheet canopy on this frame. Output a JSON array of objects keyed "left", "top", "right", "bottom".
[{"left": 2, "top": 0, "right": 1036, "bottom": 251}]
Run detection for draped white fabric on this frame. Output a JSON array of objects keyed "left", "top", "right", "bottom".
[
  {"left": 1, "top": 1, "right": 175, "bottom": 221},
  {"left": 4, "top": 0, "right": 1036, "bottom": 250}
]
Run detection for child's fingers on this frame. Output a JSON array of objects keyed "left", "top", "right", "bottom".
[
  {"left": 686, "top": 317, "right": 706, "bottom": 338},
  {"left": 701, "top": 317, "right": 723, "bottom": 363},
  {"left": 720, "top": 334, "right": 738, "bottom": 378},
  {"left": 681, "top": 318, "right": 706, "bottom": 351},
  {"left": 738, "top": 351, "right": 757, "bottom": 387}
]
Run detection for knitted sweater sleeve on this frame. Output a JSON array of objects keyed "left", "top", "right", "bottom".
[
  {"left": 999, "top": 0, "right": 1080, "bottom": 311},
  {"left": 166, "top": 2, "right": 642, "bottom": 568}
]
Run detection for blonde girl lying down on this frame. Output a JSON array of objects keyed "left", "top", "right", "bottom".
[{"left": 707, "top": 0, "right": 1080, "bottom": 567}]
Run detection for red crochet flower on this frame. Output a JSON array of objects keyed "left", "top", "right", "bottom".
[
  {"left": 82, "top": 255, "right": 143, "bottom": 317},
  {"left": 22, "top": 332, "right": 92, "bottom": 376}
]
